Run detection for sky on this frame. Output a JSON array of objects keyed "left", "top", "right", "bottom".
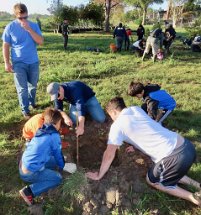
[
  {"left": 152, "top": 1, "right": 168, "bottom": 11},
  {"left": 0, "top": 0, "right": 90, "bottom": 15},
  {"left": 0, "top": 0, "right": 167, "bottom": 15}
]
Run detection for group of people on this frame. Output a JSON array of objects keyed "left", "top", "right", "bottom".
[
  {"left": 113, "top": 23, "right": 145, "bottom": 52},
  {"left": 19, "top": 79, "right": 201, "bottom": 207},
  {"left": 142, "top": 24, "right": 176, "bottom": 62},
  {"left": 113, "top": 22, "right": 176, "bottom": 62},
  {"left": 2, "top": 3, "right": 201, "bottom": 210}
]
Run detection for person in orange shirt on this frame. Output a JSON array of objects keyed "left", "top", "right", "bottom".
[
  {"left": 22, "top": 109, "right": 70, "bottom": 148},
  {"left": 23, "top": 113, "right": 44, "bottom": 141}
]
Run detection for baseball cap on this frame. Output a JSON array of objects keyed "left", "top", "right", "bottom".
[{"left": 47, "top": 82, "right": 60, "bottom": 101}]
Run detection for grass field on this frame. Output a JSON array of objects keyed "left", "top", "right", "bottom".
[{"left": 0, "top": 21, "right": 201, "bottom": 214}]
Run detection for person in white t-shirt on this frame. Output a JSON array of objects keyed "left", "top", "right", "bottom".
[
  {"left": 86, "top": 97, "right": 201, "bottom": 206},
  {"left": 131, "top": 39, "right": 145, "bottom": 56}
]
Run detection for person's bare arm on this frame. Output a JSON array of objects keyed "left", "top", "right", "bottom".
[
  {"left": 76, "top": 116, "right": 85, "bottom": 136},
  {"left": 2, "top": 42, "right": 13, "bottom": 72},
  {"left": 86, "top": 144, "right": 118, "bottom": 180},
  {"left": 60, "top": 111, "right": 73, "bottom": 127},
  {"left": 21, "top": 20, "right": 44, "bottom": 45}
]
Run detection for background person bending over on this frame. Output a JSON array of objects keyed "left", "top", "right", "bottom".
[
  {"left": 86, "top": 97, "right": 201, "bottom": 206},
  {"left": 142, "top": 27, "right": 163, "bottom": 62},
  {"left": 47, "top": 81, "right": 106, "bottom": 136},
  {"left": 128, "top": 81, "right": 176, "bottom": 123},
  {"left": 1, "top": 3, "right": 43, "bottom": 119},
  {"left": 131, "top": 39, "right": 146, "bottom": 57}
]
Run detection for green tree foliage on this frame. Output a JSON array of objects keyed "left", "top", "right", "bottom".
[
  {"left": 185, "top": 15, "right": 201, "bottom": 36},
  {"left": 0, "top": 11, "right": 12, "bottom": 20},
  {"left": 124, "top": 8, "right": 143, "bottom": 24},
  {"left": 110, "top": 4, "right": 125, "bottom": 25},
  {"left": 185, "top": 15, "right": 201, "bottom": 37},
  {"left": 184, "top": 0, "right": 201, "bottom": 14},
  {"left": 123, "top": 0, "right": 163, "bottom": 24},
  {"left": 51, "top": 2, "right": 105, "bottom": 28},
  {"left": 57, "top": 6, "right": 79, "bottom": 25},
  {"left": 80, "top": 3, "right": 105, "bottom": 26},
  {"left": 167, "top": 0, "right": 201, "bottom": 27}
]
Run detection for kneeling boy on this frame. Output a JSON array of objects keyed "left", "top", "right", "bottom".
[
  {"left": 19, "top": 108, "right": 65, "bottom": 206},
  {"left": 128, "top": 81, "right": 176, "bottom": 123}
]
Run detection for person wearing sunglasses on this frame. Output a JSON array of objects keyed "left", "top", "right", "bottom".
[{"left": 2, "top": 3, "right": 44, "bottom": 119}]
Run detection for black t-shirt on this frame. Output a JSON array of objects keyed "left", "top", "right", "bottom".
[
  {"left": 143, "top": 84, "right": 161, "bottom": 98},
  {"left": 165, "top": 28, "right": 176, "bottom": 39},
  {"left": 62, "top": 23, "right": 69, "bottom": 35}
]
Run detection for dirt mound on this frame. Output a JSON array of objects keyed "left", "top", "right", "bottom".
[{"left": 61, "top": 118, "right": 153, "bottom": 214}]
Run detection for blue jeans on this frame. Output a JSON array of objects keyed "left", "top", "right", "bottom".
[
  {"left": 158, "top": 110, "right": 173, "bottom": 123},
  {"left": 19, "top": 157, "right": 62, "bottom": 197},
  {"left": 69, "top": 96, "right": 106, "bottom": 124},
  {"left": 13, "top": 62, "right": 39, "bottom": 114},
  {"left": 116, "top": 36, "right": 124, "bottom": 51}
]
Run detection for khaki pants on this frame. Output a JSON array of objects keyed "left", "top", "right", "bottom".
[{"left": 144, "top": 36, "right": 159, "bottom": 56}]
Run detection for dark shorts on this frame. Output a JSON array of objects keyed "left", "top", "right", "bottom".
[{"left": 147, "top": 139, "right": 196, "bottom": 186}]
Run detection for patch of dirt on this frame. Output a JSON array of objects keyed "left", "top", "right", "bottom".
[
  {"left": 0, "top": 121, "right": 24, "bottom": 140},
  {"left": 60, "top": 117, "right": 154, "bottom": 214}
]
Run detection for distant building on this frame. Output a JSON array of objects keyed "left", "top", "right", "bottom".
[{"left": 158, "top": 10, "right": 167, "bottom": 21}]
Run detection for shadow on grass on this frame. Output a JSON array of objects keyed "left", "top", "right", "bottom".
[
  {"left": 134, "top": 190, "right": 198, "bottom": 215},
  {"left": 42, "top": 33, "right": 114, "bottom": 53},
  {"left": 175, "top": 50, "right": 201, "bottom": 63},
  {"left": 165, "top": 109, "right": 201, "bottom": 141}
]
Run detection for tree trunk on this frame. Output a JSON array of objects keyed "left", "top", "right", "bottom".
[
  {"left": 142, "top": 8, "right": 147, "bottom": 25},
  {"left": 166, "top": 0, "right": 172, "bottom": 20},
  {"left": 105, "top": 0, "right": 111, "bottom": 32},
  {"left": 172, "top": 8, "right": 176, "bottom": 28}
]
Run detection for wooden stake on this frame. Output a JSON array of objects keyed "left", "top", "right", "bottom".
[{"left": 76, "top": 112, "right": 79, "bottom": 166}]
